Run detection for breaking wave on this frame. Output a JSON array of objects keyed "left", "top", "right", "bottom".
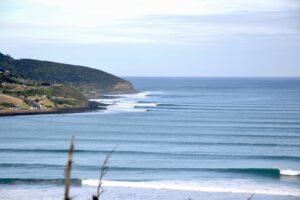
[
  {"left": 81, "top": 179, "right": 300, "bottom": 196},
  {"left": 1, "top": 164, "right": 299, "bottom": 178},
  {"left": 92, "top": 91, "right": 160, "bottom": 113}
]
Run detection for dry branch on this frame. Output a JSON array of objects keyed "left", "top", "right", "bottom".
[
  {"left": 93, "top": 146, "right": 116, "bottom": 200},
  {"left": 247, "top": 193, "right": 255, "bottom": 200},
  {"left": 64, "top": 136, "right": 75, "bottom": 200}
]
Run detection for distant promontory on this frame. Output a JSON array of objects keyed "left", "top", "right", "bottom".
[
  {"left": 0, "top": 52, "right": 135, "bottom": 115},
  {"left": 0, "top": 52, "right": 135, "bottom": 98}
]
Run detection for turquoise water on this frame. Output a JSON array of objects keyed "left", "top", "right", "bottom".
[{"left": 0, "top": 77, "right": 300, "bottom": 200}]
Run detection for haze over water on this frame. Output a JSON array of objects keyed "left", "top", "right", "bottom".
[{"left": 0, "top": 77, "right": 300, "bottom": 200}]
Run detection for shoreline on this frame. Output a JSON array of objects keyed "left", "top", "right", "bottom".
[
  {"left": 0, "top": 100, "right": 107, "bottom": 117},
  {"left": 0, "top": 91, "right": 138, "bottom": 117},
  {"left": 0, "top": 183, "right": 297, "bottom": 200}
]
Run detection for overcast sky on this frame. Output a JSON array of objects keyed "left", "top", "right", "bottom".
[{"left": 1, "top": 0, "right": 299, "bottom": 77}]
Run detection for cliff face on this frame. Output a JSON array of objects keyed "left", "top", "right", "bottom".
[
  {"left": 112, "top": 81, "right": 135, "bottom": 92},
  {"left": 0, "top": 52, "right": 135, "bottom": 98}
]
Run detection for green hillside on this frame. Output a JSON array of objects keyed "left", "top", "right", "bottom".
[
  {"left": 0, "top": 70, "right": 89, "bottom": 114},
  {"left": 0, "top": 52, "right": 134, "bottom": 98}
]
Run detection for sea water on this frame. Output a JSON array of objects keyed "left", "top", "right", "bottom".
[{"left": 0, "top": 77, "right": 299, "bottom": 200}]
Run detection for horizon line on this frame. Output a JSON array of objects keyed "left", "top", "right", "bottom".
[{"left": 121, "top": 76, "right": 300, "bottom": 78}]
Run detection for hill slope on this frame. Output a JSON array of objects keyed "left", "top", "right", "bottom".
[
  {"left": 0, "top": 52, "right": 135, "bottom": 98},
  {"left": 0, "top": 70, "right": 93, "bottom": 115}
]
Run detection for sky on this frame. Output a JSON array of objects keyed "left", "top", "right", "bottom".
[{"left": 0, "top": 0, "right": 300, "bottom": 77}]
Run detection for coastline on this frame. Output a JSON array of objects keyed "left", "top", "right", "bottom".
[
  {"left": 0, "top": 100, "right": 107, "bottom": 117},
  {"left": 0, "top": 90, "right": 138, "bottom": 117}
]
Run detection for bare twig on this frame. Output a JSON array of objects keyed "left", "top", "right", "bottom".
[
  {"left": 247, "top": 193, "right": 255, "bottom": 200},
  {"left": 64, "top": 136, "right": 75, "bottom": 200},
  {"left": 93, "top": 146, "right": 117, "bottom": 200}
]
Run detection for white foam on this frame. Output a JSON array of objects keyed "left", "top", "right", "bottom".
[
  {"left": 108, "top": 91, "right": 151, "bottom": 99},
  {"left": 280, "top": 169, "right": 300, "bottom": 176},
  {"left": 134, "top": 102, "right": 158, "bottom": 107},
  {"left": 104, "top": 101, "right": 149, "bottom": 112},
  {"left": 104, "top": 107, "right": 147, "bottom": 113},
  {"left": 91, "top": 91, "right": 159, "bottom": 113},
  {"left": 113, "top": 101, "right": 157, "bottom": 108},
  {"left": 107, "top": 108, "right": 147, "bottom": 112},
  {"left": 81, "top": 180, "right": 300, "bottom": 197},
  {"left": 91, "top": 99, "right": 116, "bottom": 104},
  {"left": 108, "top": 91, "right": 164, "bottom": 99},
  {"left": 112, "top": 102, "right": 135, "bottom": 108}
]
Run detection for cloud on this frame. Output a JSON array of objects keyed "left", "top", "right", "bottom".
[
  {"left": 3, "top": 0, "right": 299, "bottom": 25},
  {"left": 0, "top": 0, "right": 299, "bottom": 44}
]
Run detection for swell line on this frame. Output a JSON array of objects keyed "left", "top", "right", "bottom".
[
  {"left": 0, "top": 150, "right": 299, "bottom": 160},
  {"left": 3, "top": 131, "right": 299, "bottom": 140},
  {"left": 0, "top": 168, "right": 298, "bottom": 184},
  {"left": 1, "top": 138, "right": 299, "bottom": 147},
  {"left": 0, "top": 178, "right": 81, "bottom": 185}
]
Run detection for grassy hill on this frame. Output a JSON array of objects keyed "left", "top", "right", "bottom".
[
  {"left": 0, "top": 70, "right": 90, "bottom": 114},
  {"left": 0, "top": 52, "right": 135, "bottom": 98}
]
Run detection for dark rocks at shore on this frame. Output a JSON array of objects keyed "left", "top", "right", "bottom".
[{"left": 88, "top": 100, "right": 108, "bottom": 110}]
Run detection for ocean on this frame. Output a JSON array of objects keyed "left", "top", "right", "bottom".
[{"left": 0, "top": 77, "right": 300, "bottom": 200}]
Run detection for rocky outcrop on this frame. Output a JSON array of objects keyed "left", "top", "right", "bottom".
[{"left": 112, "top": 81, "right": 135, "bottom": 93}]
